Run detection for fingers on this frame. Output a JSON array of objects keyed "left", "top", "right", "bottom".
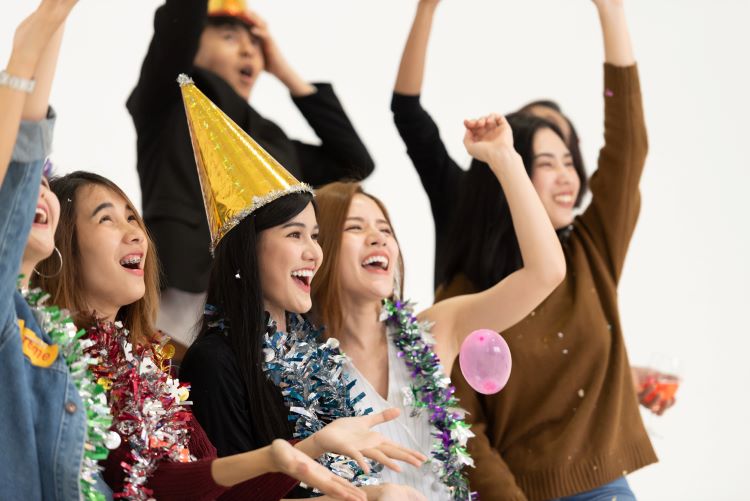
[
  {"left": 342, "top": 448, "right": 370, "bottom": 474},
  {"left": 244, "top": 9, "right": 268, "bottom": 29},
  {"left": 377, "top": 442, "right": 427, "bottom": 467},
  {"left": 361, "top": 447, "right": 402, "bottom": 472},
  {"left": 366, "top": 407, "right": 401, "bottom": 427}
]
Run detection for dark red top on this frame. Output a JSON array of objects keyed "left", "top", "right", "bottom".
[{"left": 102, "top": 414, "right": 300, "bottom": 500}]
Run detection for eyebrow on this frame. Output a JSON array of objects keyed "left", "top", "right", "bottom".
[
  {"left": 91, "top": 202, "right": 114, "bottom": 217},
  {"left": 533, "top": 153, "right": 572, "bottom": 160},
  {"left": 281, "top": 222, "right": 319, "bottom": 231},
  {"left": 345, "top": 216, "right": 390, "bottom": 226}
]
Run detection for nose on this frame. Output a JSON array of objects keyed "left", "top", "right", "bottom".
[
  {"left": 366, "top": 226, "right": 387, "bottom": 247},
  {"left": 124, "top": 223, "right": 145, "bottom": 245},
  {"left": 302, "top": 238, "right": 323, "bottom": 266}
]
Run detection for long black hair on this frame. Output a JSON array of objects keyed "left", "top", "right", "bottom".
[
  {"left": 198, "top": 192, "right": 315, "bottom": 448},
  {"left": 442, "top": 113, "right": 570, "bottom": 292}
]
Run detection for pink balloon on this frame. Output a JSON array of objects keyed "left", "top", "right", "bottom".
[{"left": 459, "top": 329, "right": 512, "bottom": 395}]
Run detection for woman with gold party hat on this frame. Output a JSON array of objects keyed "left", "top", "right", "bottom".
[
  {"left": 178, "top": 78, "right": 430, "bottom": 501},
  {"left": 127, "top": 0, "right": 374, "bottom": 353}
]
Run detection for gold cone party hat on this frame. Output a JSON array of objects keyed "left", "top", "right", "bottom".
[
  {"left": 208, "top": 0, "right": 252, "bottom": 25},
  {"left": 178, "top": 74, "right": 312, "bottom": 253}
]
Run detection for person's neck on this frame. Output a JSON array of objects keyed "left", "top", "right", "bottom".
[
  {"left": 266, "top": 304, "right": 287, "bottom": 333},
  {"left": 85, "top": 297, "right": 119, "bottom": 324},
  {"left": 18, "top": 259, "right": 35, "bottom": 289},
  {"left": 336, "top": 295, "right": 386, "bottom": 354}
]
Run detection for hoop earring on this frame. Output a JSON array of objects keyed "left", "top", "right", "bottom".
[{"left": 33, "top": 246, "right": 63, "bottom": 278}]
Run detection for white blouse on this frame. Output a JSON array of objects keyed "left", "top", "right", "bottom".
[{"left": 344, "top": 326, "right": 453, "bottom": 500}]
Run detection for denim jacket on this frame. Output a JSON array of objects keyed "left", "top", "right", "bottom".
[{"left": 0, "top": 114, "right": 93, "bottom": 500}]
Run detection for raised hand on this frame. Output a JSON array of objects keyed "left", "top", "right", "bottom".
[
  {"left": 11, "top": 0, "right": 78, "bottom": 72},
  {"left": 305, "top": 408, "right": 427, "bottom": 474},
  {"left": 268, "top": 440, "right": 365, "bottom": 501},
  {"left": 243, "top": 9, "right": 315, "bottom": 96},
  {"left": 463, "top": 113, "right": 516, "bottom": 165}
]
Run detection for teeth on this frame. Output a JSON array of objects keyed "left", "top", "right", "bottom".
[
  {"left": 120, "top": 256, "right": 141, "bottom": 265},
  {"left": 362, "top": 255, "right": 389, "bottom": 267},
  {"left": 554, "top": 194, "right": 573, "bottom": 204},
  {"left": 291, "top": 269, "right": 314, "bottom": 278},
  {"left": 35, "top": 208, "right": 48, "bottom": 224}
]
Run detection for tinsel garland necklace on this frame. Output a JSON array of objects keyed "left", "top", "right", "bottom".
[
  {"left": 85, "top": 319, "right": 193, "bottom": 500},
  {"left": 380, "top": 299, "right": 478, "bottom": 501},
  {"left": 20, "top": 285, "right": 114, "bottom": 501},
  {"left": 257, "top": 312, "right": 383, "bottom": 487}
]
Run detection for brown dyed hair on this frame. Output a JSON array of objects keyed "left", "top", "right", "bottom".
[
  {"left": 32, "top": 171, "right": 160, "bottom": 346},
  {"left": 311, "top": 181, "right": 404, "bottom": 336}
]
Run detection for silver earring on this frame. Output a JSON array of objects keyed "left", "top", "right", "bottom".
[
  {"left": 33, "top": 246, "right": 63, "bottom": 278},
  {"left": 392, "top": 266, "right": 402, "bottom": 301}
]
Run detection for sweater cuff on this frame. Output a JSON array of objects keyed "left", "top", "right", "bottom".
[
  {"left": 390, "top": 92, "right": 423, "bottom": 114},
  {"left": 603, "top": 63, "right": 641, "bottom": 99},
  {"left": 12, "top": 107, "right": 56, "bottom": 163}
]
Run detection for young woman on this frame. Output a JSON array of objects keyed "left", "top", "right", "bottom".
[
  {"left": 0, "top": 1, "right": 103, "bottom": 498},
  {"left": 393, "top": 0, "right": 666, "bottom": 499},
  {"left": 311, "top": 113, "right": 566, "bottom": 500},
  {"left": 33, "top": 170, "right": 408, "bottom": 501}
]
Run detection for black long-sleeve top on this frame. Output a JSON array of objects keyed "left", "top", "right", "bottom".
[
  {"left": 390, "top": 93, "right": 464, "bottom": 288},
  {"left": 128, "top": 0, "right": 374, "bottom": 292}
]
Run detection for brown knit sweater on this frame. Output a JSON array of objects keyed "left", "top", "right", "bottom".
[{"left": 437, "top": 65, "right": 657, "bottom": 501}]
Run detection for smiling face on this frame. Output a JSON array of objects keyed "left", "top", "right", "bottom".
[
  {"left": 530, "top": 127, "right": 581, "bottom": 229},
  {"left": 23, "top": 177, "right": 61, "bottom": 268},
  {"left": 257, "top": 202, "right": 323, "bottom": 320},
  {"left": 74, "top": 184, "right": 148, "bottom": 319},
  {"left": 194, "top": 23, "right": 264, "bottom": 100},
  {"left": 337, "top": 194, "right": 400, "bottom": 304}
]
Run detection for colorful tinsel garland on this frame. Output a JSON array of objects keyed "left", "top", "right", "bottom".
[
  {"left": 85, "top": 320, "right": 193, "bottom": 500},
  {"left": 260, "top": 313, "right": 383, "bottom": 487},
  {"left": 381, "top": 299, "right": 478, "bottom": 501},
  {"left": 20, "top": 285, "right": 113, "bottom": 501}
]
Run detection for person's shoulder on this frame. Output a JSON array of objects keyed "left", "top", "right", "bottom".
[{"left": 181, "top": 331, "right": 235, "bottom": 375}]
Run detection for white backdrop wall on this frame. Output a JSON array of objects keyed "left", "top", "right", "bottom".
[{"left": 3, "top": 1, "right": 749, "bottom": 499}]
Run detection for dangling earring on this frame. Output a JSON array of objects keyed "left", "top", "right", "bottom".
[
  {"left": 33, "top": 246, "right": 63, "bottom": 278},
  {"left": 392, "top": 265, "right": 402, "bottom": 302}
]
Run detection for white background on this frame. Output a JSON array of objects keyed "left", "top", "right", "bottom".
[{"left": 3, "top": 1, "right": 749, "bottom": 499}]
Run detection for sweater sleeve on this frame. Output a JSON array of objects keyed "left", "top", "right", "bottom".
[
  {"left": 290, "top": 83, "right": 375, "bottom": 186},
  {"left": 390, "top": 92, "right": 463, "bottom": 233},
  {"left": 455, "top": 374, "right": 528, "bottom": 501},
  {"left": 576, "top": 64, "right": 648, "bottom": 284},
  {"left": 126, "top": 0, "right": 208, "bottom": 128}
]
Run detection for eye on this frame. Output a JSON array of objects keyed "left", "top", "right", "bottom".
[
  {"left": 128, "top": 214, "right": 138, "bottom": 223},
  {"left": 380, "top": 227, "right": 393, "bottom": 236},
  {"left": 565, "top": 161, "right": 575, "bottom": 169},
  {"left": 99, "top": 215, "right": 112, "bottom": 223},
  {"left": 287, "top": 231, "right": 301, "bottom": 239},
  {"left": 41, "top": 178, "right": 50, "bottom": 189},
  {"left": 345, "top": 224, "right": 362, "bottom": 232},
  {"left": 312, "top": 232, "right": 320, "bottom": 241},
  {"left": 536, "top": 162, "right": 553, "bottom": 169},
  {"left": 222, "top": 31, "right": 238, "bottom": 42}
]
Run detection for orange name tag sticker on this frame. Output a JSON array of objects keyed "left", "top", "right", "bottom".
[{"left": 18, "top": 319, "right": 59, "bottom": 368}]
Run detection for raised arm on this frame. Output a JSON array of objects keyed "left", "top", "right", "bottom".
[
  {"left": 127, "top": 0, "right": 210, "bottom": 122},
  {"left": 1, "top": 0, "right": 74, "bottom": 181},
  {"left": 425, "top": 115, "right": 565, "bottom": 363},
  {"left": 394, "top": 0, "right": 440, "bottom": 95},
  {"left": 594, "top": 0, "right": 635, "bottom": 66},
  {"left": 579, "top": 0, "right": 645, "bottom": 282}
]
